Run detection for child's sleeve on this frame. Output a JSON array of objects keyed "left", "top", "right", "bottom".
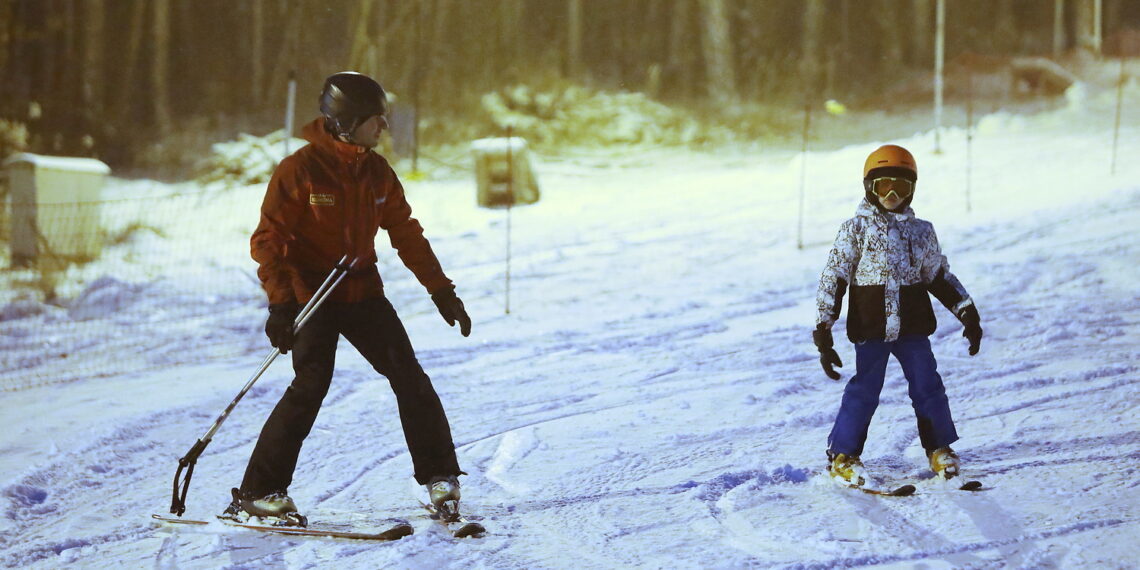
[
  {"left": 816, "top": 220, "right": 859, "bottom": 328},
  {"left": 922, "top": 225, "right": 974, "bottom": 316}
]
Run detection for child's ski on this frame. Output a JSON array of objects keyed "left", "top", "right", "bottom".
[{"left": 846, "top": 483, "right": 917, "bottom": 496}]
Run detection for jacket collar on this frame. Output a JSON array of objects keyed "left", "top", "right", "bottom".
[
  {"left": 301, "top": 117, "right": 369, "bottom": 161},
  {"left": 857, "top": 197, "right": 914, "bottom": 222}
]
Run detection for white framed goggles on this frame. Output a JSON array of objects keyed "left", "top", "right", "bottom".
[{"left": 871, "top": 176, "right": 914, "bottom": 199}]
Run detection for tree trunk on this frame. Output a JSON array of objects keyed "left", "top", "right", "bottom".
[
  {"left": 669, "top": 1, "right": 696, "bottom": 99},
  {"left": 566, "top": 0, "right": 582, "bottom": 79},
  {"left": 996, "top": 0, "right": 1017, "bottom": 52},
  {"left": 874, "top": 0, "right": 903, "bottom": 68},
  {"left": 1053, "top": 0, "right": 1066, "bottom": 57},
  {"left": 1075, "top": 0, "right": 1100, "bottom": 54},
  {"left": 152, "top": 0, "right": 172, "bottom": 135},
  {"left": 698, "top": 0, "right": 736, "bottom": 103},
  {"left": 801, "top": 0, "right": 825, "bottom": 98},
  {"left": 267, "top": 2, "right": 304, "bottom": 107},
  {"left": 81, "top": 0, "right": 104, "bottom": 150},
  {"left": 251, "top": 0, "right": 264, "bottom": 107},
  {"left": 911, "top": 0, "right": 933, "bottom": 65},
  {"left": 116, "top": 0, "right": 147, "bottom": 124},
  {"left": 348, "top": 0, "right": 374, "bottom": 71}
]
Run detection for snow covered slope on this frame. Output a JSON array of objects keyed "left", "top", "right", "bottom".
[{"left": 1, "top": 109, "right": 1138, "bottom": 568}]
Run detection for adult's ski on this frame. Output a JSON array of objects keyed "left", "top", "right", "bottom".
[
  {"left": 418, "top": 502, "right": 486, "bottom": 538},
  {"left": 406, "top": 478, "right": 486, "bottom": 538},
  {"left": 151, "top": 513, "right": 414, "bottom": 541}
]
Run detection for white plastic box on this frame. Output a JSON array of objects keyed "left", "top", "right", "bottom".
[{"left": 4, "top": 153, "right": 109, "bottom": 266}]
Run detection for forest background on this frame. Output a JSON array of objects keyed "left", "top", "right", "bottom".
[{"left": 3, "top": 0, "right": 1139, "bottom": 178}]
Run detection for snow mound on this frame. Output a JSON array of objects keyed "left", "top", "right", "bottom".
[
  {"left": 67, "top": 276, "right": 144, "bottom": 320},
  {"left": 195, "top": 129, "right": 307, "bottom": 186},
  {"left": 481, "top": 85, "right": 715, "bottom": 147}
]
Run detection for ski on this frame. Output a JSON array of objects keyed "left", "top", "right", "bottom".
[
  {"left": 407, "top": 478, "right": 486, "bottom": 538},
  {"left": 846, "top": 483, "right": 917, "bottom": 496},
  {"left": 419, "top": 502, "right": 486, "bottom": 538},
  {"left": 151, "top": 513, "right": 414, "bottom": 541}
]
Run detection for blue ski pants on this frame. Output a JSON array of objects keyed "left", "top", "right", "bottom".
[{"left": 827, "top": 335, "right": 958, "bottom": 457}]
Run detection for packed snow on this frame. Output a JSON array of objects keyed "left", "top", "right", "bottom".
[{"left": 1, "top": 97, "right": 1139, "bottom": 568}]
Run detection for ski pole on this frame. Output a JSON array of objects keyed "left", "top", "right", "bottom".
[{"left": 170, "top": 255, "right": 358, "bottom": 516}]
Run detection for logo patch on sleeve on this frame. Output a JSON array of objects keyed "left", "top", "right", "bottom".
[{"left": 309, "top": 193, "right": 335, "bottom": 206}]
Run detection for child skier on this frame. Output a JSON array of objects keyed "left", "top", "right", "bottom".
[{"left": 813, "top": 144, "right": 983, "bottom": 488}]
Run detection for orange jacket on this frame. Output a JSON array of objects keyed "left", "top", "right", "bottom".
[{"left": 251, "top": 118, "right": 452, "bottom": 305}]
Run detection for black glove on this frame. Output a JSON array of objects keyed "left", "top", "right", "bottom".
[
  {"left": 957, "top": 303, "right": 983, "bottom": 356},
  {"left": 432, "top": 288, "right": 471, "bottom": 337},
  {"left": 265, "top": 302, "right": 299, "bottom": 354},
  {"left": 812, "top": 323, "right": 843, "bottom": 380}
]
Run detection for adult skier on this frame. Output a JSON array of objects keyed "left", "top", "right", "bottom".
[
  {"left": 223, "top": 71, "right": 471, "bottom": 525},
  {"left": 813, "top": 144, "right": 983, "bottom": 488}
]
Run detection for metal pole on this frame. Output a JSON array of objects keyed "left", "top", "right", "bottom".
[
  {"left": 934, "top": 0, "right": 945, "bottom": 154},
  {"left": 797, "top": 103, "right": 811, "bottom": 250},
  {"left": 284, "top": 70, "right": 296, "bottom": 158},
  {"left": 505, "top": 126, "right": 513, "bottom": 315}
]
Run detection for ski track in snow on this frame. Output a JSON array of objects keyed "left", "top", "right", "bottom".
[{"left": 2, "top": 123, "right": 1140, "bottom": 567}]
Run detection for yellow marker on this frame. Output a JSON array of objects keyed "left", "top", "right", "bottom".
[{"left": 825, "top": 100, "right": 847, "bottom": 116}]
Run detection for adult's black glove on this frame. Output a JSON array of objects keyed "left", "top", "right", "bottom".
[
  {"left": 432, "top": 287, "right": 471, "bottom": 337},
  {"left": 812, "top": 323, "right": 843, "bottom": 380},
  {"left": 265, "top": 302, "right": 299, "bottom": 354},
  {"left": 957, "top": 303, "right": 983, "bottom": 356}
]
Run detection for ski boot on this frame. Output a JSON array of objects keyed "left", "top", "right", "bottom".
[
  {"left": 828, "top": 452, "right": 868, "bottom": 487},
  {"left": 428, "top": 475, "right": 461, "bottom": 522},
  {"left": 928, "top": 447, "right": 960, "bottom": 481},
  {"left": 220, "top": 488, "right": 308, "bottom": 527}
]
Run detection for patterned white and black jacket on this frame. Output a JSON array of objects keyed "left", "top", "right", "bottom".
[{"left": 817, "top": 199, "right": 973, "bottom": 343}]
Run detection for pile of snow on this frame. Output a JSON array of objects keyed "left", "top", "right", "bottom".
[
  {"left": 481, "top": 84, "right": 723, "bottom": 146},
  {"left": 195, "top": 129, "right": 306, "bottom": 186}
]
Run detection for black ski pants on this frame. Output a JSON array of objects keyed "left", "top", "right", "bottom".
[{"left": 240, "top": 296, "right": 461, "bottom": 497}]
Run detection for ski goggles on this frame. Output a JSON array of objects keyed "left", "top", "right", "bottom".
[{"left": 871, "top": 176, "right": 915, "bottom": 199}]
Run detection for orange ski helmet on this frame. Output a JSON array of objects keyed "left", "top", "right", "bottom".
[
  {"left": 863, "top": 144, "right": 917, "bottom": 180},
  {"left": 863, "top": 144, "right": 918, "bottom": 211}
]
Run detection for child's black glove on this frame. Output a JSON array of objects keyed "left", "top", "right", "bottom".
[
  {"left": 812, "top": 324, "right": 843, "bottom": 380},
  {"left": 265, "top": 302, "right": 299, "bottom": 354},
  {"left": 957, "top": 303, "right": 983, "bottom": 356}
]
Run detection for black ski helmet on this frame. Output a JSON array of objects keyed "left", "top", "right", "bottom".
[{"left": 319, "top": 71, "right": 389, "bottom": 139}]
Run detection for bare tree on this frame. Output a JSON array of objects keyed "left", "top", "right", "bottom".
[
  {"left": 912, "top": 0, "right": 933, "bottom": 65},
  {"left": 698, "top": 0, "right": 737, "bottom": 103},
  {"left": 567, "top": 0, "right": 583, "bottom": 79},
  {"left": 252, "top": 0, "right": 265, "bottom": 107},
  {"left": 115, "top": 1, "right": 147, "bottom": 124},
  {"left": 1075, "top": 0, "right": 1102, "bottom": 54},
  {"left": 348, "top": 0, "right": 375, "bottom": 72},
  {"left": 802, "top": 0, "right": 825, "bottom": 98},
  {"left": 874, "top": 0, "right": 904, "bottom": 69},
  {"left": 152, "top": 0, "right": 172, "bottom": 135}
]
